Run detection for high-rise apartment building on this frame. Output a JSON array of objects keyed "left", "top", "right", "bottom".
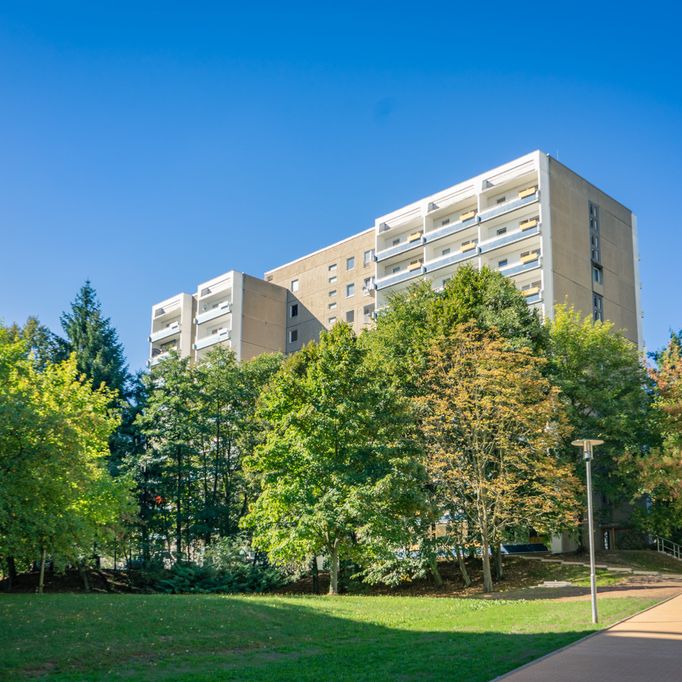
[
  {"left": 148, "top": 151, "right": 642, "bottom": 365},
  {"left": 373, "top": 151, "right": 641, "bottom": 346}
]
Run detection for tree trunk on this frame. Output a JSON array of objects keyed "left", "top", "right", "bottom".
[
  {"left": 175, "top": 446, "right": 183, "bottom": 562},
  {"left": 6, "top": 557, "right": 17, "bottom": 591},
  {"left": 38, "top": 547, "right": 47, "bottom": 594},
  {"left": 78, "top": 561, "right": 90, "bottom": 592},
  {"left": 481, "top": 537, "right": 493, "bottom": 593},
  {"left": 455, "top": 544, "right": 471, "bottom": 587},
  {"left": 311, "top": 556, "right": 320, "bottom": 595},
  {"left": 328, "top": 544, "right": 340, "bottom": 595},
  {"left": 495, "top": 543, "right": 504, "bottom": 581},
  {"left": 429, "top": 555, "right": 443, "bottom": 587}
]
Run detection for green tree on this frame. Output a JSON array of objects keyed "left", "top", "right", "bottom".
[
  {"left": 365, "top": 265, "right": 546, "bottom": 397},
  {"left": 60, "top": 281, "right": 130, "bottom": 398},
  {"left": 0, "top": 333, "right": 130, "bottom": 591},
  {"left": 2, "top": 317, "right": 69, "bottom": 369},
  {"left": 136, "top": 353, "right": 198, "bottom": 562},
  {"left": 242, "top": 323, "right": 426, "bottom": 594},
  {"left": 417, "top": 324, "right": 579, "bottom": 592},
  {"left": 545, "top": 306, "right": 656, "bottom": 515},
  {"left": 626, "top": 332, "right": 682, "bottom": 540}
]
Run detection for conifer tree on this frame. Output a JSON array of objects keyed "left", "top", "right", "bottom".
[{"left": 60, "top": 281, "right": 130, "bottom": 398}]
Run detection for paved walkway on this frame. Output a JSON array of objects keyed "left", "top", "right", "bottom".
[{"left": 498, "top": 593, "right": 682, "bottom": 681}]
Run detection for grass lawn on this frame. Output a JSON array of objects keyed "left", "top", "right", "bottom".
[{"left": 0, "top": 593, "right": 658, "bottom": 681}]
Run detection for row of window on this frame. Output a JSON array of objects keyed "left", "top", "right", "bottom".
[{"left": 289, "top": 249, "right": 376, "bottom": 293}]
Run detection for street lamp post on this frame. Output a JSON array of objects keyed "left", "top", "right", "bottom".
[{"left": 572, "top": 438, "right": 604, "bottom": 624}]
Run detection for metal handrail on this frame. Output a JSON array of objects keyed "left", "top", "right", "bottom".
[{"left": 656, "top": 535, "right": 682, "bottom": 560}]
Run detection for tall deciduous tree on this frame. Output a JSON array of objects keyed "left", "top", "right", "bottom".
[
  {"left": 61, "top": 281, "right": 130, "bottom": 399},
  {"left": 545, "top": 306, "right": 656, "bottom": 511},
  {"left": 365, "top": 265, "right": 546, "bottom": 397},
  {"left": 0, "top": 331, "right": 130, "bottom": 590},
  {"left": 242, "top": 323, "right": 426, "bottom": 595},
  {"left": 418, "top": 324, "right": 579, "bottom": 592},
  {"left": 627, "top": 332, "right": 682, "bottom": 540}
]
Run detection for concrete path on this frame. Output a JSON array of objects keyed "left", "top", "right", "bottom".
[{"left": 498, "top": 593, "right": 682, "bottom": 681}]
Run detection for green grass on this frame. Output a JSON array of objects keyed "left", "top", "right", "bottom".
[
  {"left": 0, "top": 593, "right": 658, "bottom": 681},
  {"left": 595, "top": 549, "right": 682, "bottom": 574}
]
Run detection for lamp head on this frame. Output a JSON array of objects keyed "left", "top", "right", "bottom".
[{"left": 571, "top": 439, "right": 604, "bottom": 461}]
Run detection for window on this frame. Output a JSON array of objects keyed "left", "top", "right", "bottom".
[
  {"left": 496, "top": 196, "right": 506, "bottom": 204},
  {"left": 290, "top": 304, "right": 298, "bottom": 318},
  {"left": 329, "top": 289, "right": 337, "bottom": 297},
  {"left": 328, "top": 263, "right": 337, "bottom": 272},
  {"left": 363, "top": 249, "right": 375, "bottom": 266},
  {"left": 346, "top": 256, "right": 355, "bottom": 270},
  {"left": 441, "top": 218, "right": 450, "bottom": 226},
  {"left": 363, "top": 304, "right": 375, "bottom": 323},
  {"left": 328, "top": 317, "right": 337, "bottom": 325},
  {"left": 346, "top": 310, "right": 355, "bottom": 323},
  {"left": 498, "top": 258, "right": 508, "bottom": 268},
  {"left": 392, "top": 266, "right": 401, "bottom": 273},
  {"left": 363, "top": 277, "right": 373, "bottom": 294},
  {"left": 328, "top": 302, "right": 337, "bottom": 310},
  {"left": 328, "top": 275, "right": 337, "bottom": 284},
  {"left": 392, "top": 238, "right": 400, "bottom": 246},
  {"left": 496, "top": 227, "right": 507, "bottom": 236},
  {"left": 593, "top": 293, "right": 604, "bottom": 322},
  {"left": 442, "top": 247, "right": 451, "bottom": 256},
  {"left": 291, "top": 279, "right": 299, "bottom": 293},
  {"left": 589, "top": 202, "right": 601, "bottom": 264},
  {"left": 346, "top": 283, "right": 355, "bottom": 297},
  {"left": 593, "top": 265, "right": 603, "bottom": 285},
  {"left": 289, "top": 329, "right": 298, "bottom": 343}
]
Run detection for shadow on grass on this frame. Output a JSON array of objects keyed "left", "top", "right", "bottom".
[{"left": 0, "top": 593, "right": 647, "bottom": 682}]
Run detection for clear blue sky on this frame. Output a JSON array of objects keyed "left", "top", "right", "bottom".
[{"left": 2, "top": 2, "right": 681, "bottom": 371}]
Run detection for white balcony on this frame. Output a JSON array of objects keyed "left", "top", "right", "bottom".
[
  {"left": 375, "top": 266, "right": 425, "bottom": 291},
  {"left": 478, "top": 189, "right": 540, "bottom": 224},
  {"left": 376, "top": 237, "right": 424, "bottom": 262},
  {"left": 424, "top": 245, "right": 480, "bottom": 274},
  {"left": 479, "top": 224, "right": 541, "bottom": 254},
  {"left": 196, "top": 300, "right": 232, "bottom": 325},
  {"left": 149, "top": 321, "right": 180, "bottom": 343},
  {"left": 148, "top": 350, "right": 171, "bottom": 367},
  {"left": 194, "top": 328, "right": 231, "bottom": 351}
]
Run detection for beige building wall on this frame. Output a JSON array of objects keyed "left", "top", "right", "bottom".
[
  {"left": 548, "top": 158, "right": 640, "bottom": 345},
  {"left": 240, "top": 274, "right": 287, "bottom": 360},
  {"left": 265, "top": 229, "right": 376, "bottom": 353}
]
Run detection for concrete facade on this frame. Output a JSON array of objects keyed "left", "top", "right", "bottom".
[
  {"left": 548, "top": 158, "right": 640, "bottom": 344},
  {"left": 264, "top": 229, "right": 376, "bottom": 353}
]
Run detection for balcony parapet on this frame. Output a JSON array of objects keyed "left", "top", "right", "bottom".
[{"left": 196, "top": 301, "right": 232, "bottom": 325}]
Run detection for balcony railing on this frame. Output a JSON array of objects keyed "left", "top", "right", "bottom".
[
  {"left": 196, "top": 301, "right": 232, "bottom": 325},
  {"left": 424, "top": 215, "right": 478, "bottom": 244},
  {"left": 148, "top": 351, "right": 171, "bottom": 367},
  {"left": 375, "top": 266, "right": 425, "bottom": 291},
  {"left": 194, "top": 328, "right": 231, "bottom": 351},
  {"left": 479, "top": 190, "right": 539, "bottom": 224},
  {"left": 498, "top": 257, "right": 542, "bottom": 278},
  {"left": 424, "top": 246, "right": 480, "bottom": 274},
  {"left": 479, "top": 224, "right": 541, "bottom": 254},
  {"left": 149, "top": 322, "right": 180, "bottom": 343},
  {"left": 523, "top": 292, "right": 542, "bottom": 305},
  {"left": 376, "top": 237, "right": 424, "bottom": 262}
]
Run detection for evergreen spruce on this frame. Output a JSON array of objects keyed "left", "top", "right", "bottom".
[{"left": 60, "top": 281, "right": 130, "bottom": 398}]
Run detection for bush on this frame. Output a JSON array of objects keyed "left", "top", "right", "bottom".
[{"left": 154, "top": 536, "right": 287, "bottom": 594}]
